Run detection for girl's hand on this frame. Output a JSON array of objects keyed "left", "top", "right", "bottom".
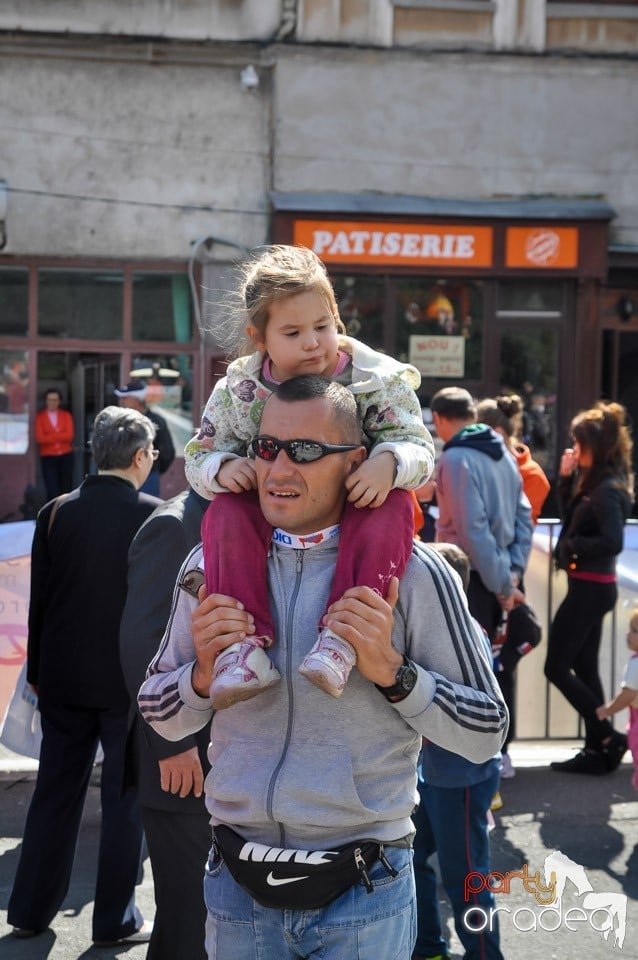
[
  {"left": 345, "top": 452, "right": 396, "bottom": 508},
  {"left": 217, "top": 457, "right": 257, "bottom": 493},
  {"left": 559, "top": 448, "right": 578, "bottom": 477}
]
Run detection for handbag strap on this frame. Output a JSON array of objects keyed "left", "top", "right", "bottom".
[{"left": 47, "top": 493, "right": 69, "bottom": 537}]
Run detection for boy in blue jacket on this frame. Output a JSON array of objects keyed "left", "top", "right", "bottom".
[{"left": 413, "top": 543, "right": 504, "bottom": 960}]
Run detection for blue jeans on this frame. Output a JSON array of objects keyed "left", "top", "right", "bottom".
[
  {"left": 204, "top": 844, "right": 416, "bottom": 959},
  {"left": 412, "top": 764, "right": 503, "bottom": 960}
]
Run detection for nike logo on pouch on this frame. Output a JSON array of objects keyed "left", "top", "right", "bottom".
[{"left": 266, "top": 872, "right": 309, "bottom": 886}]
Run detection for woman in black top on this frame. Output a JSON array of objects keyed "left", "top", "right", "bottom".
[{"left": 545, "top": 401, "right": 634, "bottom": 775}]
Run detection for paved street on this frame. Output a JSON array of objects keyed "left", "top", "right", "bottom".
[{"left": 0, "top": 741, "right": 636, "bottom": 959}]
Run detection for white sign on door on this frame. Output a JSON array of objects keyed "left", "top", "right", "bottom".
[{"left": 409, "top": 335, "right": 465, "bottom": 378}]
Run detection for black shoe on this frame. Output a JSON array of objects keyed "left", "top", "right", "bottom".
[
  {"left": 550, "top": 749, "right": 608, "bottom": 775},
  {"left": 602, "top": 732, "right": 628, "bottom": 772}
]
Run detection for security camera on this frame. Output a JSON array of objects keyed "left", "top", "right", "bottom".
[{"left": 240, "top": 65, "right": 259, "bottom": 92}]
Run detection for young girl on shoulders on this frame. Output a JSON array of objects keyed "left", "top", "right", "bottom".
[{"left": 184, "top": 244, "right": 434, "bottom": 708}]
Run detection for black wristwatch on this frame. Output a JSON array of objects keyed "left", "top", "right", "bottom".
[{"left": 375, "top": 656, "right": 418, "bottom": 702}]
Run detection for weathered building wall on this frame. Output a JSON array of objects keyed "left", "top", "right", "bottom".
[
  {"left": 0, "top": 48, "right": 271, "bottom": 258},
  {"left": 273, "top": 48, "right": 638, "bottom": 247},
  {"left": 0, "top": 0, "right": 282, "bottom": 41}
]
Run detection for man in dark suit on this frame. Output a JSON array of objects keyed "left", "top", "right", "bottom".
[
  {"left": 9, "top": 406, "right": 161, "bottom": 946},
  {"left": 120, "top": 488, "right": 211, "bottom": 960}
]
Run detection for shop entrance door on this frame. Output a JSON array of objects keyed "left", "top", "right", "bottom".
[
  {"left": 492, "top": 320, "right": 562, "bottom": 487},
  {"left": 491, "top": 281, "right": 572, "bottom": 499},
  {"left": 69, "top": 356, "right": 121, "bottom": 484},
  {"left": 602, "top": 328, "right": 638, "bottom": 515},
  {"left": 37, "top": 352, "right": 121, "bottom": 490}
]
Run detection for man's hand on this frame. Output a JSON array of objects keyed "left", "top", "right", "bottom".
[
  {"left": 191, "top": 586, "right": 255, "bottom": 697},
  {"left": 322, "top": 576, "right": 403, "bottom": 686},
  {"left": 345, "top": 452, "right": 396, "bottom": 508},
  {"left": 414, "top": 478, "right": 436, "bottom": 504},
  {"left": 217, "top": 457, "right": 257, "bottom": 493},
  {"left": 596, "top": 704, "right": 610, "bottom": 721},
  {"left": 159, "top": 747, "right": 205, "bottom": 798},
  {"left": 497, "top": 586, "right": 525, "bottom": 613}
]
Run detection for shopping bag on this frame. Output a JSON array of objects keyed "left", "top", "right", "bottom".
[{"left": 0, "top": 661, "right": 42, "bottom": 760}]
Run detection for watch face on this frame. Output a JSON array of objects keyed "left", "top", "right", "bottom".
[{"left": 399, "top": 663, "right": 417, "bottom": 693}]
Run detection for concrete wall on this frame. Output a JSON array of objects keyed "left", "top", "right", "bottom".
[
  {"left": 0, "top": 50, "right": 271, "bottom": 258},
  {"left": 273, "top": 48, "right": 638, "bottom": 247},
  {"left": 2, "top": 36, "right": 638, "bottom": 261},
  {"left": 0, "top": 0, "right": 282, "bottom": 42}
]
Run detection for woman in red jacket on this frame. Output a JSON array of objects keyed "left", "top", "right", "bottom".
[{"left": 35, "top": 389, "right": 75, "bottom": 500}]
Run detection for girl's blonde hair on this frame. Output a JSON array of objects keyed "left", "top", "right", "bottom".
[
  {"left": 234, "top": 245, "right": 345, "bottom": 354},
  {"left": 630, "top": 606, "right": 638, "bottom": 633}
]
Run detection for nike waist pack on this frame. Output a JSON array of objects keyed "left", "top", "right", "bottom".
[{"left": 214, "top": 825, "right": 397, "bottom": 910}]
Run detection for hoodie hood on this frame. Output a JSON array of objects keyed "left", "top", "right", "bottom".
[{"left": 443, "top": 423, "right": 504, "bottom": 461}]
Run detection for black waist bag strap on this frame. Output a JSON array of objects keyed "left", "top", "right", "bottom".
[{"left": 214, "top": 825, "right": 395, "bottom": 910}]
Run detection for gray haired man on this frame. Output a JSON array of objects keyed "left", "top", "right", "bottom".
[{"left": 9, "top": 406, "right": 161, "bottom": 946}]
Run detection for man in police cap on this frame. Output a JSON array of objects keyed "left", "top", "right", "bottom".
[{"left": 115, "top": 381, "right": 175, "bottom": 496}]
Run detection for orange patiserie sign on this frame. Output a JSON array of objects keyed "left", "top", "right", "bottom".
[{"left": 294, "top": 220, "right": 493, "bottom": 267}]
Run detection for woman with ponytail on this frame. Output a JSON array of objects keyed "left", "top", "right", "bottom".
[
  {"left": 545, "top": 402, "right": 634, "bottom": 775},
  {"left": 477, "top": 395, "right": 550, "bottom": 525}
]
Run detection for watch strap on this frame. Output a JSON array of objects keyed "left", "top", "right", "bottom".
[{"left": 375, "top": 655, "right": 417, "bottom": 702}]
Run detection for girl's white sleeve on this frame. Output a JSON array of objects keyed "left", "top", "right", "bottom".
[{"left": 183, "top": 378, "right": 246, "bottom": 498}]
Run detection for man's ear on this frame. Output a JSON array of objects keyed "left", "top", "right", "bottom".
[{"left": 347, "top": 446, "right": 368, "bottom": 472}]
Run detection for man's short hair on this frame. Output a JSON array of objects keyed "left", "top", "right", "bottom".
[
  {"left": 430, "top": 387, "right": 476, "bottom": 422},
  {"left": 270, "top": 376, "right": 362, "bottom": 446},
  {"left": 91, "top": 406, "right": 156, "bottom": 471}
]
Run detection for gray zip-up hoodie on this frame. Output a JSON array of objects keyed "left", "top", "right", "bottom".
[{"left": 139, "top": 537, "right": 507, "bottom": 850}]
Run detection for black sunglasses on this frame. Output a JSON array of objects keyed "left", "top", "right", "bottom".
[{"left": 249, "top": 435, "right": 360, "bottom": 464}]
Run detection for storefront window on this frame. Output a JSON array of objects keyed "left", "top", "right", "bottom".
[
  {"left": 0, "top": 350, "right": 28, "bottom": 453},
  {"left": 132, "top": 273, "right": 192, "bottom": 342},
  {"left": 332, "top": 275, "right": 386, "bottom": 352},
  {"left": 130, "top": 352, "right": 193, "bottom": 454},
  {"left": 497, "top": 281, "right": 564, "bottom": 314},
  {"left": 0, "top": 269, "right": 29, "bottom": 337},
  {"left": 38, "top": 270, "right": 123, "bottom": 339},
  {"left": 394, "top": 278, "right": 483, "bottom": 380}
]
